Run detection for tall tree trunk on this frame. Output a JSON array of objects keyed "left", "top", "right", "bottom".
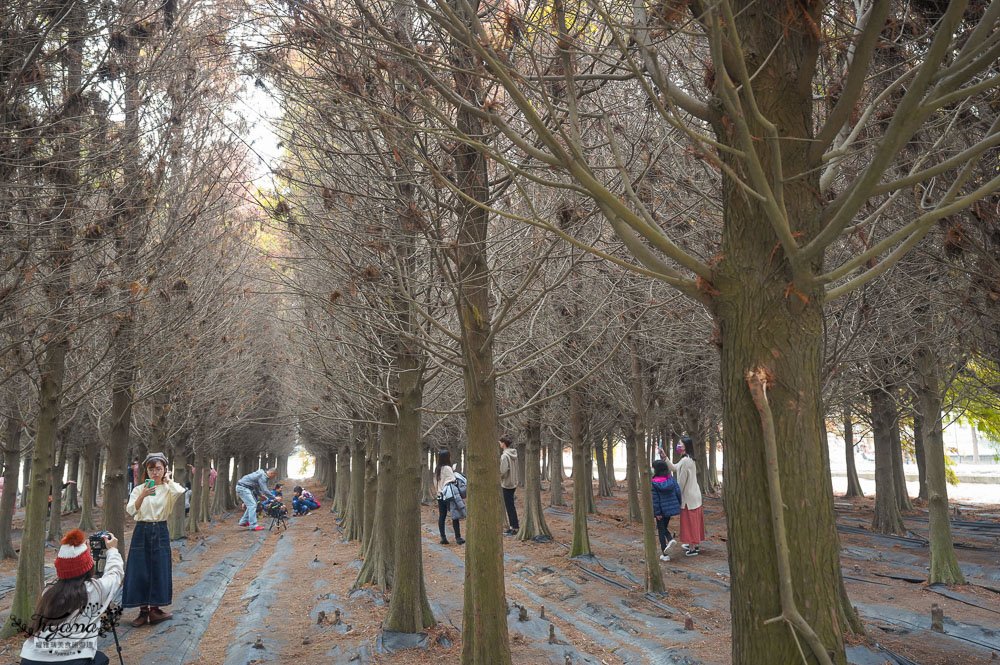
[
  {"left": 548, "top": 437, "right": 564, "bottom": 506},
  {"left": 359, "top": 422, "right": 377, "bottom": 556},
  {"left": 916, "top": 349, "right": 964, "bottom": 585},
  {"left": 595, "top": 433, "right": 612, "bottom": 498},
  {"left": 0, "top": 409, "right": 23, "bottom": 558},
  {"left": 185, "top": 458, "right": 200, "bottom": 533},
  {"left": 518, "top": 409, "right": 551, "bottom": 541},
  {"left": 913, "top": 412, "right": 928, "bottom": 502},
  {"left": 212, "top": 455, "right": 232, "bottom": 514},
  {"left": 78, "top": 437, "right": 99, "bottom": 531},
  {"left": 707, "top": 0, "right": 851, "bottom": 658},
  {"left": 167, "top": 445, "right": 189, "bottom": 540},
  {"left": 335, "top": 442, "right": 350, "bottom": 514},
  {"left": 103, "top": 20, "right": 144, "bottom": 546},
  {"left": 541, "top": 439, "right": 549, "bottom": 482},
  {"left": 707, "top": 423, "right": 719, "bottom": 492},
  {"left": 890, "top": 414, "right": 913, "bottom": 513},
  {"left": 625, "top": 428, "right": 641, "bottom": 522},
  {"left": 355, "top": 402, "right": 396, "bottom": 590},
  {"left": 341, "top": 430, "right": 366, "bottom": 541},
  {"left": 47, "top": 441, "right": 68, "bottom": 542},
  {"left": 1, "top": 3, "right": 81, "bottom": 635},
  {"left": 62, "top": 452, "right": 80, "bottom": 512},
  {"left": 447, "top": 6, "right": 509, "bottom": 655},
  {"left": 843, "top": 407, "right": 863, "bottom": 498},
  {"left": 20, "top": 455, "right": 30, "bottom": 508},
  {"left": 631, "top": 353, "right": 664, "bottom": 593},
  {"left": 568, "top": 389, "right": 592, "bottom": 557},
  {"left": 326, "top": 448, "right": 337, "bottom": 499},
  {"left": 869, "top": 389, "right": 904, "bottom": 534},
  {"left": 385, "top": 344, "right": 434, "bottom": 631},
  {"left": 970, "top": 424, "right": 980, "bottom": 464},
  {"left": 585, "top": 437, "right": 596, "bottom": 513}
]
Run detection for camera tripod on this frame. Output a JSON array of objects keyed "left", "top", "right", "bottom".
[
  {"left": 100, "top": 603, "right": 125, "bottom": 665},
  {"left": 90, "top": 532, "right": 125, "bottom": 665}
]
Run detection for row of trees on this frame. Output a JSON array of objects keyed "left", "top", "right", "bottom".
[
  {"left": 0, "top": 0, "right": 296, "bottom": 636},
  {"left": 255, "top": 0, "right": 1000, "bottom": 664}
]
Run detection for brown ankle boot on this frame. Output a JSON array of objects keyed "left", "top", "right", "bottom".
[
  {"left": 130, "top": 610, "right": 149, "bottom": 627},
  {"left": 148, "top": 607, "right": 173, "bottom": 624}
]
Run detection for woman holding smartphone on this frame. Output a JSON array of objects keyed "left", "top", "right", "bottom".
[{"left": 122, "top": 452, "right": 186, "bottom": 627}]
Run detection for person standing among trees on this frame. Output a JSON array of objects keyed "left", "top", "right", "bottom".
[
  {"left": 123, "top": 452, "right": 187, "bottom": 627},
  {"left": 499, "top": 435, "right": 519, "bottom": 536},
  {"left": 434, "top": 450, "right": 465, "bottom": 545},
  {"left": 235, "top": 466, "right": 277, "bottom": 531},
  {"left": 667, "top": 438, "right": 704, "bottom": 557},
  {"left": 651, "top": 459, "right": 682, "bottom": 561}
]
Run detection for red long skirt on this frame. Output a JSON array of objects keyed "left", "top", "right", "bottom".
[{"left": 679, "top": 506, "right": 705, "bottom": 546}]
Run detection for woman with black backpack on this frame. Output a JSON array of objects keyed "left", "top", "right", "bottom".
[{"left": 433, "top": 450, "right": 465, "bottom": 545}]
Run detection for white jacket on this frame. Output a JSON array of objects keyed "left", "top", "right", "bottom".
[
  {"left": 20, "top": 548, "right": 124, "bottom": 662},
  {"left": 666, "top": 456, "right": 702, "bottom": 510},
  {"left": 434, "top": 464, "right": 456, "bottom": 496}
]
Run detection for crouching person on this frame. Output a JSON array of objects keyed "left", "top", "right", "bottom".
[
  {"left": 20, "top": 530, "right": 122, "bottom": 665},
  {"left": 291, "top": 486, "right": 319, "bottom": 516}
]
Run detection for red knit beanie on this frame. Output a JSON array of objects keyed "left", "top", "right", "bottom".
[{"left": 55, "top": 530, "right": 94, "bottom": 579}]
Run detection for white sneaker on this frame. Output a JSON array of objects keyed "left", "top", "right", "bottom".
[
  {"left": 659, "top": 554, "right": 670, "bottom": 561},
  {"left": 681, "top": 543, "right": 690, "bottom": 551},
  {"left": 666, "top": 539, "right": 677, "bottom": 552}
]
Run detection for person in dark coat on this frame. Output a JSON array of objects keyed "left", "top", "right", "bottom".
[{"left": 650, "top": 459, "right": 682, "bottom": 561}]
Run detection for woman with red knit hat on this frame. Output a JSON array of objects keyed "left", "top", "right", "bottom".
[
  {"left": 122, "top": 452, "right": 186, "bottom": 627},
  {"left": 19, "top": 529, "right": 121, "bottom": 665}
]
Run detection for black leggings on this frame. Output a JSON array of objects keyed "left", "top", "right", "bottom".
[
  {"left": 656, "top": 516, "right": 673, "bottom": 552},
  {"left": 437, "top": 499, "right": 461, "bottom": 540}
]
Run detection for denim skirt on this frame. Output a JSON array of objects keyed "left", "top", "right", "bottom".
[{"left": 122, "top": 521, "right": 172, "bottom": 608}]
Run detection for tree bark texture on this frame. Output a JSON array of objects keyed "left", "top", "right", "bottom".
[
  {"left": 167, "top": 451, "right": 189, "bottom": 540},
  {"left": 548, "top": 437, "right": 564, "bottom": 506},
  {"left": 707, "top": 424, "right": 719, "bottom": 492},
  {"left": 518, "top": 412, "right": 551, "bottom": 541},
  {"left": 869, "top": 389, "right": 904, "bottom": 535},
  {"left": 913, "top": 412, "right": 928, "bottom": 502},
  {"left": 596, "top": 436, "right": 614, "bottom": 498},
  {"left": 568, "top": 390, "right": 592, "bottom": 557},
  {"left": 625, "top": 429, "right": 641, "bottom": 522},
  {"left": 385, "top": 351, "right": 434, "bottom": 630},
  {"left": 359, "top": 422, "right": 377, "bottom": 558},
  {"left": 326, "top": 449, "right": 337, "bottom": 499},
  {"left": 47, "top": 441, "right": 67, "bottom": 542},
  {"left": 448, "top": 7, "right": 510, "bottom": 654},
  {"left": 711, "top": 2, "right": 846, "bottom": 657},
  {"left": 632, "top": 355, "right": 664, "bottom": 593},
  {"left": 843, "top": 408, "right": 863, "bottom": 498},
  {"left": 19, "top": 456, "right": 30, "bottom": 509},
  {"left": 78, "top": 436, "right": 99, "bottom": 531},
  {"left": 342, "top": 433, "right": 366, "bottom": 541},
  {"left": 1, "top": 4, "right": 81, "bottom": 633},
  {"left": 916, "top": 349, "right": 964, "bottom": 585},
  {"left": 355, "top": 403, "right": 396, "bottom": 591},
  {"left": 335, "top": 443, "right": 350, "bottom": 514},
  {"left": 889, "top": 416, "right": 913, "bottom": 512},
  {"left": 62, "top": 453, "right": 80, "bottom": 513},
  {"left": 0, "top": 412, "right": 23, "bottom": 558}
]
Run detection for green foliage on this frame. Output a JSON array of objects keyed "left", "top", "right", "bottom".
[{"left": 948, "top": 358, "right": 1000, "bottom": 455}]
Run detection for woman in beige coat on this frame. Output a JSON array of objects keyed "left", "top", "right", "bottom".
[{"left": 666, "top": 437, "right": 704, "bottom": 556}]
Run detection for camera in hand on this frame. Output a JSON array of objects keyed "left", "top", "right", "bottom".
[{"left": 88, "top": 530, "right": 112, "bottom": 578}]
